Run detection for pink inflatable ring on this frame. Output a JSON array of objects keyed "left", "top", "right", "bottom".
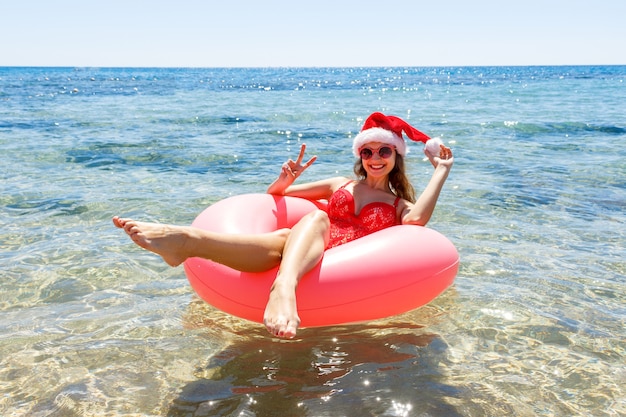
[{"left": 184, "top": 193, "right": 459, "bottom": 327}]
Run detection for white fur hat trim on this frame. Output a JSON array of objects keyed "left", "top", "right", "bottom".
[{"left": 352, "top": 127, "right": 407, "bottom": 157}]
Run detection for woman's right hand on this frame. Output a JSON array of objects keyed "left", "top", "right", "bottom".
[
  {"left": 267, "top": 144, "right": 317, "bottom": 195},
  {"left": 280, "top": 143, "right": 317, "bottom": 180}
]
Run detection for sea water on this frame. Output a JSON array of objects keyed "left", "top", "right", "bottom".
[{"left": 0, "top": 66, "right": 624, "bottom": 416}]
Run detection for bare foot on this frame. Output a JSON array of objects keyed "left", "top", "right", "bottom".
[
  {"left": 263, "top": 282, "right": 300, "bottom": 339},
  {"left": 112, "top": 216, "right": 189, "bottom": 266}
]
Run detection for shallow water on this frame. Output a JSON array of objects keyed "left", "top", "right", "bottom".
[{"left": 1, "top": 66, "right": 624, "bottom": 416}]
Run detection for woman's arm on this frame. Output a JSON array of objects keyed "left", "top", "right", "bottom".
[
  {"left": 281, "top": 177, "right": 348, "bottom": 201},
  {"left": 267, "top": 143, "right": 346, "bottom": 201},
  {"left": 401, "top": 145, "right": 454, "bottom": 226}
]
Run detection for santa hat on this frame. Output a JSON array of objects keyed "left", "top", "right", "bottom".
[{"left": 352, "top": 112, "right": 430, "bottom": 157}]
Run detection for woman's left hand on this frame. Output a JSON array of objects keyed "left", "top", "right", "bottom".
[{"left": 426, "top": 144, "right": 454, "bottom": 169}]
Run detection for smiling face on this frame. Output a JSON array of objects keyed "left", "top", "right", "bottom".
[{"left": 358, "top": 141, "right": 397, "bottom": 178}]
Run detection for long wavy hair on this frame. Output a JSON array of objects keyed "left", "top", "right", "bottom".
[{"left": 353, "top": 153, "right": 416, "bottom": 203}]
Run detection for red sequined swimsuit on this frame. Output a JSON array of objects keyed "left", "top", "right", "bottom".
[{"left": 326, "top": 181, "right": 401, "bottom": 249}]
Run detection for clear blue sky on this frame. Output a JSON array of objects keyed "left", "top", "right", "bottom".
[{"left": 2, "top": 0, "right": 624, "bottom": 67}]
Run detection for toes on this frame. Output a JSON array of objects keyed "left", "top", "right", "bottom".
[
  {"left": 264, "top": 320, "right": 296, "bottom": 339},
  {"left": 124, "top": 222, "right": 138, "bottom": 235},
  {"left": 282, "top": 325, "right": 297, "bottom": 339},
  {"left": 113, "top": 217, "right": 138, "bottom": 235},
  {"left": 265, "top": 319, "right": 282, "bottom": 338},
  {"left": 264, "top": 319, "right": 298, "bottom": 339},
  {"left": 112, "top": 216, "right": 125, "bottom": 228}
]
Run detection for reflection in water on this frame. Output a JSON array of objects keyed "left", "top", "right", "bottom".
[{"left": 169, "top": 300, "right": 464, "bottom": 417}]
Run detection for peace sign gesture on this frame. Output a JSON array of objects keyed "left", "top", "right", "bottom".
[
  {"left": 267, "top": 144, "right": 317, "bottom": 195},
  {"left": 281, "top": 143, "right": 317, "bottom": 180}
]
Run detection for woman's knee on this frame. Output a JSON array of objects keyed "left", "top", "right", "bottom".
[
  {"left": 304, "top": 209, "right": 330, "bottom": 230},
  {"left": 274, "top": 228, "right": 291, "bottom": 243}
]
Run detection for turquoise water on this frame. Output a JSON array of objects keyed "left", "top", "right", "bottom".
[{"left": 1, "top": 66, "right": 624, "bottom": 416}]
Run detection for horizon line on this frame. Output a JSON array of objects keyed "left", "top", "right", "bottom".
[{"left": 1, "top": 63, "right": 625, "bottom": 70}]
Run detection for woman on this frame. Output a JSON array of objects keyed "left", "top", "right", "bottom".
[{"left": 113, "top": 112, "right": 454, "bottom": 339}]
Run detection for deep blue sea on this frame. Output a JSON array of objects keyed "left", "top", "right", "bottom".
[{"left": 1, "top": 66, "right": 624, "bottom": 416}]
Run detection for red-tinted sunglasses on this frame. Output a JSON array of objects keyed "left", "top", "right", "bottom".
[{"left": 359, "top": 146, "right": 394, "bottom": 160}]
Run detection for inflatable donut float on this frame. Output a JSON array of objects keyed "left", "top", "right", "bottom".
[{"left": 184, "top": 193, "right": 459, "bottom": 327}]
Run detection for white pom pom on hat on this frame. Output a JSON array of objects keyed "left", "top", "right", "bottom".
[
  {"left": 423, "top": 136, "right": 444, "bottom": 158},
  {"left": 352, "top": 112, "right": 430, "bottom": 157}
]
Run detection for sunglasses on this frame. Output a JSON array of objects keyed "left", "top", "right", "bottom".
[{"left": 359, "top": 146, "right": 394, "bottom": 160}]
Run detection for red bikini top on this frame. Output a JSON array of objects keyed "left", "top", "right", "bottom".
[{"left": 326, "top": 181, "right": 401, "bottom": 249}]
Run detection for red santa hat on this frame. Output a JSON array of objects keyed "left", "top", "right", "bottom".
[{"left": 352, "top": 112, "right": 430, "bottom": 157}]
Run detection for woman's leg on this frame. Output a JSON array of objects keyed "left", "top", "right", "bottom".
[
  {"left": 114, "top": 209, "right": 330, "bottom": 339},
  {"left": 263, "top": 210, "right": 330, "bottom": 339},
  {"left": 112, "top": 216, "right": 288, "bottom": 272}
]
